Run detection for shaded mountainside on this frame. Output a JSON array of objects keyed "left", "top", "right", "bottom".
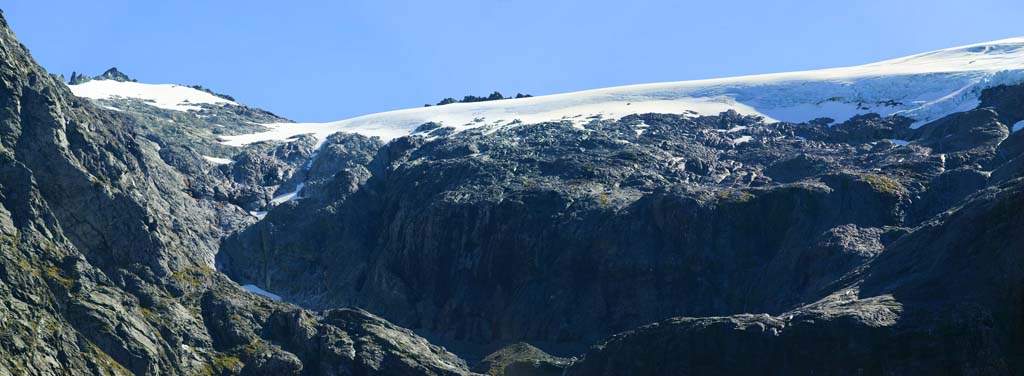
[
  {"left": 0, "top": 10, "right": 471, "bottom": 376},
  {"left": 218, "top": 71, "right": 1024, "bottom": 373},
  {"left": 569, "top": 176, "right": 1024, "bottom": 375},
  {"left": 219, "top": 96, "right": 1021, "bottom": 332},
  {"left": 3, "top": 5, "right": 1024, "bottom": 376}
]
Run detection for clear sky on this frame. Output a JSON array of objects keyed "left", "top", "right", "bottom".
[{"left": 4, "top": 1, "right": 1023, "bottom": 122}]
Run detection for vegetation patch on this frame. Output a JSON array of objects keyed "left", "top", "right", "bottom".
[
  {"left": 194, "top": 353, "right": 243, "bottom": 376},
  {"left": 213, "top": 355, "right": 242, "bottom": 373},
  {"left": 171, "top": 266, "right": 213, "bottom": 288},
  {"left": 717, "top": 190, "right": 754, "bottom": 203},
  {"left": 240, "top": 340, "right": 269, "bottom": 356},
  {"left": 16, "top": 256, "right": 41, "bottom": 277},
  {"left": 863, "top": 174, "right": 905, "bottom": 195},
  {"left": 1, "top": 233, "right": 17, "bottom": 245},
  {"left": 45, "top": 265, "right": 74, "bottom": 288},
  {"left": 87, "top": 343, "right": 132, "bottom": 375},
  {"left": 138, "top": 306, "right": 158, "bottom": 319}
]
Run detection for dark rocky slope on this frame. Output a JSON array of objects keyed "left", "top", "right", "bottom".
[
  {"left": 219, "top": 78, "right": 1024, "bottom": 372},
  {"left": 0, "top": 10, "right": 472, "bottom": 375},
  {"left": 568, "top": 176, "right": 1024, "bottom": 375}
]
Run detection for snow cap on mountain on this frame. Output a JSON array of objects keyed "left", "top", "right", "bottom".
[
  {"left": 70, "top": 37, "right": 1024, "bottom": 147},
  {"left": 217, "top": 37, "right": 1024, "bottom": 147},
  {"left": 68, "top": 68, "right": 237, "bottom": 112}
]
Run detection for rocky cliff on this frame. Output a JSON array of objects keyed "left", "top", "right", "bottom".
[
  {"left": 0, "top": 10, "right": 472, "bottom": 375},
  {"left": 218, "top": 62, "right": 1024, "bottom": 375},
  {"left": 220, "top": 96, "right": 1022, "bottom": 342}
]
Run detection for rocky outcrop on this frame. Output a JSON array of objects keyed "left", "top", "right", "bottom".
[
  {"left": 69, "top": 67, "right": 135, "bottom": 85},
  {"left": 474, "top": 343, "right": 572, "bottom": 376},
  {"left": 68, "top": 71, "right": 91, "bottom": 85},
  {"left": 95, "top": 67, "right": 134, "bottom": 82},
  {"left": 224, "top": 116, "right": 828, "bottom": 334}
]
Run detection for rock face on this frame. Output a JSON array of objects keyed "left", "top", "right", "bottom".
[
  {"left": 218, "top": 71, "right": 1024, "bottom": 374},
  {"left": 0, "top": 10, "right": 472, "bottom": 376},
  {"left": 217, "top": 97, "right": 1014, "bottom": 335},
  {"left": 568, "top": 177, "right": 1024, "bottom": 375}
]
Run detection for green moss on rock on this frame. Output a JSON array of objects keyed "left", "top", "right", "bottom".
[{"left": 862, "top": 174, "right": 905, "bottom": 195}]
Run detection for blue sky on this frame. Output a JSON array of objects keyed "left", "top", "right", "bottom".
[{"left": 4, "top": 1, "right": 1023, "bottom": 122}]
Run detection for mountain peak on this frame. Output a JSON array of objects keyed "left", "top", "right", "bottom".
[
  {"left": 69, "top": 67, "right": 136, "bottom": 85},
  {"left": 97, "top": 67, "right": 135, "bottom": 82}
]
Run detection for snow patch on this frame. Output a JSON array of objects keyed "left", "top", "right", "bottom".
[
  {"left": 70, "top": 80, "right": 236, "bottom": 112},
  {"left": 1013, "top": 120, "right": 1024, "bottom": 133},
  {"left": 249, "top": 211, "right": 267, "bottom": 219},
  {"left": 241, "top": 285, "right": 281, "bottom": 300},
  {"left": 732, "top": 135, "right": 753, "bottom": 145},
  {"left": 633, "top": 122, "right": 650, "bottom": 136},
  {"left": 202, "top": 155, "right": 234, "bottom": 165},
  {"left": 888, "top": 139, "right": 911, "bottom": 146},
  {"left": 271, "top": 183, "right": 305, "bottom": 204},
  {"left": 304, "top": 152, "right": 318, "bottom": 170}
]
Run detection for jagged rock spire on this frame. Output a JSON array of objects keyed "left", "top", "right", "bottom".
[
  {"left": 68, "top": 67, "right": 137, "bottom": 85},
  {"left": 97, "top": 67, "right": 134, "bottom": 82},
  {"left": 68, "top": 71, "right": 90, "bottom": 85}
]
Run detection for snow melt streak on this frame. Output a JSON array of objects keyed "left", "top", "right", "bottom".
[{"left": 241, "top": 285, "right": 281, "bottom": 300}]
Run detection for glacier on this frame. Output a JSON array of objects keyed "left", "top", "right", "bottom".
[
  {"left": 69, "top": 37, "right": 1024, "bottom": 147},
  {"left": 222, "top": 37, "right": 1024, "bottom": 147}
]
